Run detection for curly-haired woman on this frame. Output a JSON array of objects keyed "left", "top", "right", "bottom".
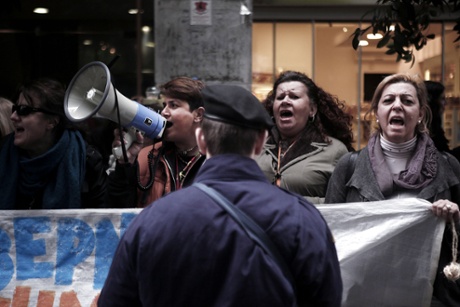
[{"left": 256, "top": 70, "right": 354, "bottom": 204}]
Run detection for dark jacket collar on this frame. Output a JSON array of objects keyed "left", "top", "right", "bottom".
[{"left": 195, "top": 154, "right": 269, "bottom": 184}]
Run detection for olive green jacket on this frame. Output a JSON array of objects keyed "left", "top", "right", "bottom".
[{"left": 256, "top": 136, "right": 348, "bottom": 204}]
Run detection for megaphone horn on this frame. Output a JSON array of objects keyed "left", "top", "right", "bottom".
[{"left": 64, "top": 61, "right": 167, "bottom": 159}]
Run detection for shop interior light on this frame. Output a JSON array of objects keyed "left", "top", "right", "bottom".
[
  {"left": 367, "top": 33, "right": 383, "bottom": 39},
  {"left": 33, "top": 7, "right": 49, "bottom": 14},
  {"left": 358, "top": 40, "right": 369, "bottom": 46}
]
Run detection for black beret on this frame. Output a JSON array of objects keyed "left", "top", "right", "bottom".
[{"left": 201, "top": 84, "right": 274, "bottom": 130}]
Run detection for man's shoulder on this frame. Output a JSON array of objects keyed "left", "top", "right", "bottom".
[{"left": 142, "top": 184, "right": 208, "bottom": 211}]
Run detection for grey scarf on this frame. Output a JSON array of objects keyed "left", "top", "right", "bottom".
[{"left": 368, "top": 133, "right": 437, "bottom": 197}]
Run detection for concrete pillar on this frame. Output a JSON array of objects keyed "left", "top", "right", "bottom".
[{"left": 154, "top": 0, "right": 253, "bottom": 90}]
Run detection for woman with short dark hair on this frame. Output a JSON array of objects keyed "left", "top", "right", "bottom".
[{"left": 107, "top": 77, "right": 206, "bottom": 207}]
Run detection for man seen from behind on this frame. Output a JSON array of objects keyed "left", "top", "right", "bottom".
[{"left": 98, "top": 84, "right": 342, "bottom": 307}]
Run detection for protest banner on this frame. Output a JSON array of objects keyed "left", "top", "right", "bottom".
[
  {"left": 0, "top": 198, "right": 445, "bottom": 306},
  {"left": 0, "top": 208, "right": 142, "bottom": 306},
  {"left": 317, "top": 198, "right": 445, "bottom": 307}
]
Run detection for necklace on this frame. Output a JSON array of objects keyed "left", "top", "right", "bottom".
[
  {"left": 176, "top": 153, "right": 201, "bottom": 189},
  {"left": 279, "top": 139, "right": 297, "bottom": 159},
  {"left": 274, "top": 138, "right": 299, "bottom": 187},
  {"left": 177, "top": 145, "right": 197, "bottom": 156},
  {"left": 177, "top": 153, "right": 192, "bottom": 164}
]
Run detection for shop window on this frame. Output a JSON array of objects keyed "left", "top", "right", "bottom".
[{"left": 252, "top": 21, "right": 460, "bottom": 150}]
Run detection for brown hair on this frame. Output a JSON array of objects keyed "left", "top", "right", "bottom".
[
  {"left": 15, "top": 78, "right": 71, "bottom": 137},
  {"left": 263, "top": 70, "right": 354, "bottom": 151},
  {"left": 160, "top": 77, "right": 205, "bottom": 111}
]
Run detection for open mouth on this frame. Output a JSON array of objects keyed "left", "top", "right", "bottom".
[
  {"left": 389, "top": 117, "right": 404, "bottom": 126},
  {"left": 280, "top": 110, "right": 293, "bottom": 118}
]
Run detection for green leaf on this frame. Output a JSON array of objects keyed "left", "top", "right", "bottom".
[
  {"left": 352, "top": 34, "right": 360, "bottom": 50},
  {"left": 411, "top": 56, "right": 416, "bottom": 67},
  {"left": 385, "top": 48, "right": 396, "bottom": 55},
  {"left": 377, "top": 33, "right": 392, "bottom": 48},
  {"left": 351, "top": 0, "right": 460, "bottom": 62}
]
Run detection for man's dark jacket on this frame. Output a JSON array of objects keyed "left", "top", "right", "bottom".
[{"left": 99, "top": 154, "right": 342, "bottom": 307}]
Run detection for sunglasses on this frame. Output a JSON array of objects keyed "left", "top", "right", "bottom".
[{"left": 12, "top": 105, "right": 56, "bottom": 117}]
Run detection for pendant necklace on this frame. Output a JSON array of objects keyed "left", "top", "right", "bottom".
[
  {"left": 175, "top": 152, "right": 200, "bottom": 189},
  {"left": 177, "top": 145, "right": 197, "bottom": 156},
  {"left": 275, "top": 138, "right": 298, "bottom": 187}
]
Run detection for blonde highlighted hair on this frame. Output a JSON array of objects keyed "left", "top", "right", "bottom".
[
  {"left": 365, "top": 73, "right": 432, "bottom": 136},
  {"left": 0, "top": 97, "right": 14, "bottom": 138}
]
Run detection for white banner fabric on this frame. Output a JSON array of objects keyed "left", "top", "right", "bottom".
[{"left": 318, "top": 198, "right": 445, "bottom": 307}]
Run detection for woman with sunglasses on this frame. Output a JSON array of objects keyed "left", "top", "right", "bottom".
[{"left": 0, "top": 78, "right": 107, "bottom": 209}]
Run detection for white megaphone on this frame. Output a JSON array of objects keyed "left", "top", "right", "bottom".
[{"left": 64, "top": 61, "right": 167, "bottom": 159}]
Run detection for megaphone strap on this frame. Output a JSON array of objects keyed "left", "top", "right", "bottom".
[{"left": 137, "top": 147, "right": 162, "bottom": 192}]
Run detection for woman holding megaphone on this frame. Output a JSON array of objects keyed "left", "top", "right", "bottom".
[{"left": 107, "top": 77, "right": 206, "bottom": 208}]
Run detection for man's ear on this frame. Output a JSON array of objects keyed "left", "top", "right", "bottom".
[
  {"left": 193, "top": 107, "right": 205, "bottom": 123},
  {"left": 254, "top": 130, "right": 268, "bottom": 156},
  {"left": 195, "top": 127, "right": 207, "bottom": 155}
]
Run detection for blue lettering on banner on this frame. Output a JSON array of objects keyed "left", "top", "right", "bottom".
[
  {"left": 14, "top": 217, "right": 53, "bottom": 280},
  {"left": 0, "top": 211, "right": 140, "bottom": 292},
  {"left": 94, "top": 213, "right": 137, "bottom": 289},
  {"left": 56, "top": 218, "right": 95, "bottom": 285},
  {"left": 120, "top": 213, "right": 137, "bottom": 235},
  {"left": 0, "top": 228, "right": 14, "bottom": 291},
  {"left": 94, "top": 218, "right": 118, "bottom": 289}
]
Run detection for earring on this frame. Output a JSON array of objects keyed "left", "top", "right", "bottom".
[
  {"left": 418, "top": 119, "right": 421, "bottom": 124},
  {"left": 309, "top": 114, "right": 316, "bottom": 122},
  {"left": 376, "top": 119, "right": 379, "bottom": 123}
]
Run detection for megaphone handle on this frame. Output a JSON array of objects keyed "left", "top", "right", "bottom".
[{"left": 112, "top": 127, "right": 138, "bottom": 160}]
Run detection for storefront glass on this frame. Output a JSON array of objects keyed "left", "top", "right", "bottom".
[{"left": 253, "top": 21, "right": 460, "bottom": 150}]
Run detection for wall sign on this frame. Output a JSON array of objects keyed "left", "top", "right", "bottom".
[{"left": 190, "top": 0, "right": 212, "bottom": 25}]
